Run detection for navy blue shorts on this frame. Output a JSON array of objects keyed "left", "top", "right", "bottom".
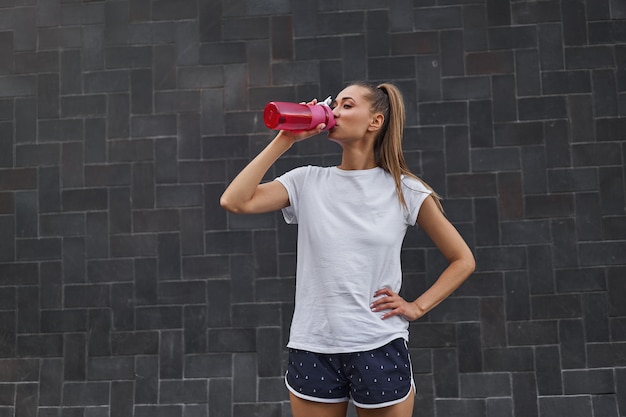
[{"left": 285, "top": 338, "right": 414, "bottom": 409}]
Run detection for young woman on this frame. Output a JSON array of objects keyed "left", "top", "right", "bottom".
[{"left": 220, "top": 82, "right": 475, "bottom": 417}]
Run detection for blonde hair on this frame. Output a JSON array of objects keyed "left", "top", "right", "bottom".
[{"left": 354, "top": 81, "right": 443, "bottom": 212}]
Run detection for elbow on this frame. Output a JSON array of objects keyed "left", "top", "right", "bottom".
[
  {"left": 462, "top": 253, "right": 476, "bottom": 278},
  {"left": 219, "top": 195, "right": 240, "bottom": 214}
]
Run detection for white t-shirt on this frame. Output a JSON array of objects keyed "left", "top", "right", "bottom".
[{"left": 276, "top": 166, "right": 432, "bottom": 353}]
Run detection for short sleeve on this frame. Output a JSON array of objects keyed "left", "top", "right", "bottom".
[
  {"left": 275, "top": 166, "right": 310, "bottom": 224},
  {"left": 401, "top": 176, "right": 433, "bottom": 226}
]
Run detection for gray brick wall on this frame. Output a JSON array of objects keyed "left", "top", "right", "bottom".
[{"left": 0, "top": 1, "right": 624, "bottom": 416}]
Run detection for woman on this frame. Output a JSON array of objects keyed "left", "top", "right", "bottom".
[{"left": 220, "top": 82, "right": 475, "bottom": 417}]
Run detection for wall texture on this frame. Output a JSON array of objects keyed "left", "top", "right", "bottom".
[{"left": 0, "top": 0, "right": 625, "bottom": 416}]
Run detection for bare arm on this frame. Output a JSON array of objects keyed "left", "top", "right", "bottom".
[
  {"left": 220, "top": 124, "right": 325, "bottom": 214},
  {"left": 371, "top": 196, "right": 476, "bottom": 320}
]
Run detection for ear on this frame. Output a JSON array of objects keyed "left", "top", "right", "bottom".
[{"left": 368, "top": 113, "right": 385, "bottom": 132}]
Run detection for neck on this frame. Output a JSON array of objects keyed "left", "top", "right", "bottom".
[{"left": 337, "top": 148, "right": 377, "bottom": 170}]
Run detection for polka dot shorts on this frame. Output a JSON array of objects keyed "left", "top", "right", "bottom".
[{"left": 285, "top": 338, "right": 414, "bottom": 409}]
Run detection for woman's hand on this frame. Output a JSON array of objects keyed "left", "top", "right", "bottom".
[
  {"left": 276, "top": 99, "right": 327, "bottom": 143},
  {"left": 370, "top": 288, "right": 425, "bottom": 321}
]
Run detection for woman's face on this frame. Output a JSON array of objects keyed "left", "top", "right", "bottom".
[{"left": 327, "top": 85, "right": 378, "bottom": 142}]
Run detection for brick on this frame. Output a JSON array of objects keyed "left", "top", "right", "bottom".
[
  {"left": 40, "top": 310, "right": 87, "bottom": 334},
  {"left": 208, "top": 328, "right": 255, "bottom": 353},
  {"left": 110, "top": 332, "right": 158, "bottom": 356},
  {"left": 457, "top": 323, "right": 482, "bottom": 373},
  {"left": 61, "top": 95, "right": 106, "bottom": 117},
  {"left": 480, "top": 297, "right": 506, "bottom": 347},
  {"left": 153, "top": 45, "right": 177, "bottom": 90},
  {"left": 545, "top": 120, "right": 571, "bottom": 167},
  {"left": 40, "top": 213, "right": 85, "bottom": 237},
  {"left": 518, "top": 378, "right": 545, "bottom": 417},
  {"left": 433, "top": 348, "right": 458, "bottom": 397},
  {"left": 111, "top": 381, "right": 134, "bottom": 417},
  {"left": 559, "top": 319, "right": 586, "bottom": 369},
  {"left": 87, "top": 309, "right": 111, "bottom": 356},
  {"left": 0, "top": 358, "right": 39, "bottom": 382},
  {"left": 439, "top": 30, "right": 464, "bottom": 76},
  {"left": 572, "top": 143, "right": 621, "bottom": 166},
  {"left": 132, "top": 210, "right": 178, "bottom": 233},
  {"left": 136, "top": 307, "right": 182, "bottom": 331},
  {"left": 182, "top": 255, "right": 229, "bottom": 279},
  {"left": 109, "top": 187, "right": 131, "bottom": 234},
  {"left": 200, "top": 42, "right": 246, "bottom": 65},
  {"left": 492, "top": 75, "right": 517, "bottom": 122},
  {"left": 471, "top": 148, "right": 520, "bottom": 172},
  {"left": 416, "top": 55, "right": 441, "bottom": 102},
  {"left": 14, "top": 97, "right": 35, "bottom": 144},
  {"left": 256, "top": 327, "right": 281, "bottom": 378},
  {"left": 184, "top": 305, "right": 207, "bottom": 353},
  {"left": 152, "top": 0, "right": 197, "bottom": 20},
  {"left": 508, "top": 320, "right": 558, "bottom": 346},
  {"left": 592, "top": 395, "right": 620, "bottom": 417},
  {"left": 131, "top": 115, "right": 177, "bottom": 138},
  {"left": 88, "top": 357, "right": 135, "bottom": 381},
  {"left": 185, "top": 354, "right": 232, "bottom": 378},
  {"left": 132, "top": 163, "right": 155, "bottom": 209},
  {"left": 105, "top": 46, "right": 151, "bottom": 69},
  {"left": 60, "top": 3, "right": 104, "bottom": 25},
  {"left": 85, "top": 70, "right": 129, "bottom": 93},
  {"left": 108, "top": 284, "right": 134, "bottom": 329},
  {"left": 16, "top": 237, "right": 61, "bottom": 261},
  {"left": 542, "top": 70, "right": 591, "bottom": 94},
  {"left": 110, "top": 234, "right": 157, "bottom": 258},
  {"left": 566, "top": 46, "right": 615, "bottom": 69},
  {"left": 580, "top": 241, "right": 626, "bottom": 266},
  {"left": 512, "top": 1, "right": 560, "bottom": 24},
  {"left": 442, "top": 76, "right": 490, "bottom": 100},
  {"left": 16, "top": 334, "right": 62, "bottom": 357},
  {"left": 87, "top": 259, "right": 133, "bottom": 283},
  {"left": 599, "top": 167, "right": 625, "bottom": 215},
  {"left": 155, "top": 91, "right": 201, "bottom": 114},
  {"left": 64, "top": 285, "right": 109, "bottom": 309},
  {"left": 109, "top": 139, "right": 154, "bottom": 162},
  {"left": 538, "top": 396, "right": 592, "bottom": 417},
  {"left": 593, "top": 69, "right": 618, "bottom": 116},
  {"left": 178, "top": 66, "right": 223, "bottom": 89},
  {"left": 62, "top": 188, "right": 107, "bottom": 212},
  {"left": 158, "top": 280, "right": 205, "bottom": 305},
  {"left": 556, "top": 267, "right": 606, "bottom": 293},
  {"left": 460, "top": 373, "right": 511, "bottom": 398},
  {"left": 408, "top": 323, "right": 456, "bottom": 348},
  {"left": 467, "top": 101, "right": 492, "bottom": 148},
  {"left": 38, "top": 119, "right": 83, "bottom": 143},
  {"left": 0, "top": 75, "right": 36, "bottom": 98},
  {"left": 15, "top": 51, "right": 59, "bottom": 74},
  {"left": 576, "top": 193, "right": 602, "bottom": 241},
  {"left": 40, "top": 359, "right": 63, "bottom": 406},
  {"left": 538, "top": 23, "right": 564, "bottom": 70},
  {"left": 466, "top": 51, "right": 514, "bottom": 75},
  {"left": 232, "top": 303, "right": 281, "bottom": 327},
  {"left": 160, "top": 380, "right": 207, "bottom": 404},
  {"left": 82, "top": 25, "right": 105, "bottom": 70},
  {"left": 436, "top": 399, "right": 485, "bottom": 417},
  {"left": 63, "top": 382, "right": 109, "bottom": 406},
  {"left": 107, "top": 93, "right": 130, "bottom": 139},
  {"left": 596, "top": 116, "right": 626, "bottom": 141},
  {"left": 63, "top": 237, "right": 84, "bottom": 284},
  {"left": 584, "top": 293, "right": 610, "bottom": 342},
  {"left": 535, "top": 346, "right": 562, "bottom": 395},
  {"left": 563, "top": 369, "right": 615, "bottom": 395}
]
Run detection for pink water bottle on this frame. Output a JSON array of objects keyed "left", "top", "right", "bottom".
[{"left": 263, "top": 97, "right": 336, "bottom": 131}]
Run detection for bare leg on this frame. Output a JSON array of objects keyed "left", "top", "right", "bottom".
[
  {"left": 290, "top": 392, "right": 350, "bottom": 417},
  {"left": 355, "top": 388, "right": 415, "bottom": 417}
]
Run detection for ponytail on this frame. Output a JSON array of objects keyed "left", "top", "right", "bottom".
[{"left": 354, "top": 81, "right": 443, "bottom": 212}]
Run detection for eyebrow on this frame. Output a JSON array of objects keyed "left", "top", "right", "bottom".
[{"left": 331, "top": 96, "right": 355, "bottom": 107}]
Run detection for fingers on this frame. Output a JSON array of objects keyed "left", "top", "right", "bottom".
[{"left": 371, "top": 288, "right": 416, "bottom": 320}]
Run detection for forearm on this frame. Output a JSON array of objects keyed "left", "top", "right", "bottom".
[
  {"left": 413, "top": 258, "right": 475, "bottom": 316},
  {"left": 220, "top": 132, "right": 294, "bottom": 212}
]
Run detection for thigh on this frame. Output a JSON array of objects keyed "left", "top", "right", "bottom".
[
  {"left": 290, "top": 392, "right": 349, "bottom": 417},
  {"left": 356, "top": 387, "right": 414, "bottom": 417}
]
